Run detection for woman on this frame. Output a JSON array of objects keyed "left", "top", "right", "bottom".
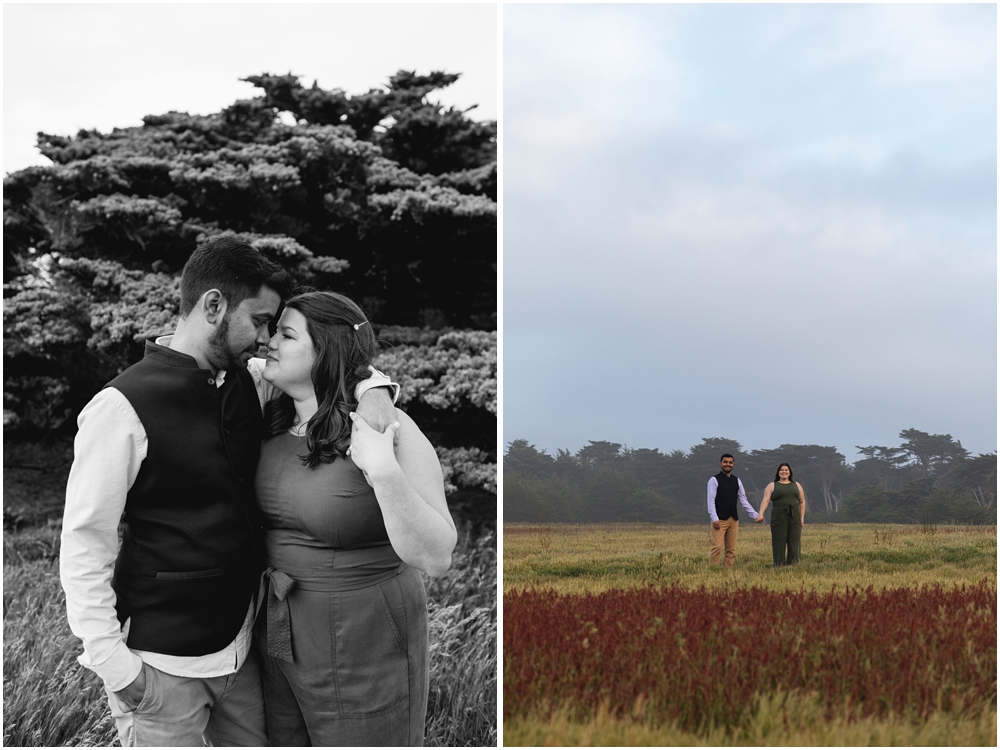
[
  {"left": 253, "top": 291, "right": 457, "bottom": 746},
  {"left": 755, "top": 462, "right": 805, "bottom": 567}
]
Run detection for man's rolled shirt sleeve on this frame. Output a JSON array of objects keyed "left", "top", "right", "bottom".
[
  {"left": 60, "top": 389, "right": 146, "bottom": 691},
  {"left": 355, "top": 365, "right": 399, "bottom": 403}
]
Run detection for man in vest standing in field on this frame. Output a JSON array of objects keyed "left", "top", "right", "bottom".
[
  {"left": 707, "top": 453, "right": 760, "bottom": 567},
  {"left": 60, "top": 237, "right": 397, "bottom": 746}
]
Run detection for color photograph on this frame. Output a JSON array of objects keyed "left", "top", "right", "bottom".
[{"left": 503, "top": 4, "right": 996, "bottom": 746}]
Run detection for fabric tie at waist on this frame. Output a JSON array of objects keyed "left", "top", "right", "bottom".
[
  {"left": 771, "top": 503, "right": 797, "bottom": 519},
  {"left": 256, "top": 568, "right": 296, "bottom": 662},
  {"left": 255, "top": 563, "right": 405, "bottom": 663}
]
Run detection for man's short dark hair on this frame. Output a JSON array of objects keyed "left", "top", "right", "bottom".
[
  {"left": 720, "top": 453, "right": 734, "bottom": 461},
  {"left": 180, "top": 236, "right": 292, "bottom": 316}
]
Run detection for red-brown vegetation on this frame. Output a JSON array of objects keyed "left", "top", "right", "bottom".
[{"left": 504, "top": 582, "right": 996, "bottom": 729}]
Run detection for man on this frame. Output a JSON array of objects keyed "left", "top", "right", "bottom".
[
  {"left": 60, "top": 237, "right": 398, "bottom": 746},
  {"left": 707, "top": 453, "right": 760, "bottom": 568}
]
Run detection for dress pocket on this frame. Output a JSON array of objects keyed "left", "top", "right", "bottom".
[
  {"left": 376, "top": 580, "right": 408, "bottom": 658},
  {"left": 332, "top": 585, "right": 409, "bottom": 717}
]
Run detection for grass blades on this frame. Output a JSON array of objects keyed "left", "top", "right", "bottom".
[
  {"left": 504, "top": 694, "right": 998, "bottom": 746},
  {"left": 424, "top": 528, "right": 498, "bottom": 746},
  {"left": 4, "top": 523, "right": 497, "bottom": 747},
  {"left": 504, "top": 522, "right": 997, "bottom": 593}
]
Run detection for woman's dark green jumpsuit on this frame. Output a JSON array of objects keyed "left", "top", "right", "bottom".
[{"left": 769, "top": 481, "right": 802, "bottom": 566}]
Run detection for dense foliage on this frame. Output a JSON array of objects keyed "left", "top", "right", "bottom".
[
  {"left": 3, "top": 70, "right": 496, "bottom": 515},
  {"left": 504, "top": 582, "right": 997, "bottom": 729},
  {"left": 504, "top": 430, "right": 996, "bottom": 525}
]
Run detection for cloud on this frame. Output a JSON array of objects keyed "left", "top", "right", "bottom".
[
  {"left": 505, "top": 4, "right": 683, "bottom": 134},
  {"left": 506, "top": 123, "right": 995, "bottom": 325},
  {"left": 506, "top": 4, "right": 997, "bottom": 162},
  {"left": 503, "top": 4, "right": 996, "bottom": 457},
  {"left": 813, "top": 5, "right": 996, "bottom": 87}
]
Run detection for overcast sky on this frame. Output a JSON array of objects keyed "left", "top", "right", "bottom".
[
  {"left": 3, "top": 3, "right": 497, "bottom": 174},
  {"left": 503, "top": 4, "right": 997, "bottom": 461}
]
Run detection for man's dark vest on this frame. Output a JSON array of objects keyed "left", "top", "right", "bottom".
[
  {"left": 714, "top": 471, "right": 741, "bottom": 521},
  {"left": 107, "top": 340, "right": 264, "bottom": 656}
]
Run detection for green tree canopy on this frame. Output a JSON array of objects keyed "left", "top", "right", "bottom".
[{"left": 504, "top": 431, "right": 995, "bottom": 525}]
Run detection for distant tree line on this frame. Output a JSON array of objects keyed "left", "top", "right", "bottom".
[{"left": 504, "top": 429, "right": 996, "bottom": 525}]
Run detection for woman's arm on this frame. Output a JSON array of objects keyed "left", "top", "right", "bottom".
[
  {"left": 797, "top": 482, "right": 806, "bottom": 526},
  {"left": 756, "top": 482, "right": 774, "bottom": 522},
  {"left": 251, "top": 358, "right": 398, "bottom": 432},
  {"left": 348, "top": 410, "right": 457, "bottom": 577}
]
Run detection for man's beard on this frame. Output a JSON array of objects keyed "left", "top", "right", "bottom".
[{"left": 207, "top": 314, "right": 247, "bottom": 371}]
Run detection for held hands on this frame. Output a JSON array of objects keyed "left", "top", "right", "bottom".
[
  {"left": 755, "top": 515, "right": 765, "bottom": 523},
  {"left": 348, "top": 412, "right": 401, "bottom": 486}
]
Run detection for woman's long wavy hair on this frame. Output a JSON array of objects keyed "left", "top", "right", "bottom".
[
  {"left": 773, "top": 462, "right": 794, "bottom": 482},
  {"left": 263, "top": 291, "right": 378, "bottom": 467}
]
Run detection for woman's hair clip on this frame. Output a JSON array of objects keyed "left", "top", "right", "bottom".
[{"left": 353, "top": 321, "right": 368, "bottom": 331}]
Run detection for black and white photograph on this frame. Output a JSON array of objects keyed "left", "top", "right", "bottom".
[{"left": 4, "top": 4, "right": 496, "bottom": 746}]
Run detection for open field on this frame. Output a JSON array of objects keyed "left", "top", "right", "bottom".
[
  {"left": 504, "top": 696, "right": 998, "bottom": 746},
  {"left": 503, "top": 523, "right": 997, "bottom": 746},
  {"left": 4, "top": 523, "right": 497, "bottom": 747},
  {"left": 503, "top": 522, "right": 997, "bottom": 593}
]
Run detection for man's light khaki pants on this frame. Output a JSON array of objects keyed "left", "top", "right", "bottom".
[
  {"left": 710, "top": 517, "right": 739, "bottom": 568},
  {"left": 103, "top": 648, "right": 268, "bottom": 747}
]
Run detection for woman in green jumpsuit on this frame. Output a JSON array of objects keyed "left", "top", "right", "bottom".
[{"left": 755, "top": 462, "right": 805, "bottom": 566}]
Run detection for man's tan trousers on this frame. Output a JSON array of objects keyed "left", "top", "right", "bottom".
[{"left": 710, "top": 517, "right": 739, "bottom": 568}]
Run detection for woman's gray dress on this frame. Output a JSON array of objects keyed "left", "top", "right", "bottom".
[{"left": 255, "top": 431, "right": 428, "bottom": 746}]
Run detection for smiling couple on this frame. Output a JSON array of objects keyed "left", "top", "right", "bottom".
[
  {"left": 60, "top": 236, "right": 457, "bottom": 746},
  {"left": 707, "top": 454, "right": 806, "bottom": 569}
]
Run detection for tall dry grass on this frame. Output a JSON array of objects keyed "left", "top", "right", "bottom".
[
  {"left": 504, "top": 692, "right": 998, "bottom": 746},
  {"left": 424, "top": 527, "right": 498, "bottom": 746},
  {"left": 504, "top": 522, "right": 997, "bottom": 593},
  {"left": 4, "top": 554, "right": 116, "bottom": 746},
  {"left": 4, "top": 523, "right": 496, "bottom": 747}
]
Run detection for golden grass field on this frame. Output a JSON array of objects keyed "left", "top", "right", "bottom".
[
  {"left": 503, "top": 522, "right": 997, "bottom": 594},
  {"left": 504, "top": 693, "right": 998, "bottom": 747},
  {"left": 502, "top": 523, "right": 997, "bottom": 746}
]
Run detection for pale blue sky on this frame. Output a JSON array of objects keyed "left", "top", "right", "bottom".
[{"left": 503, "top": 4, "right": 997, "bottom": 460}]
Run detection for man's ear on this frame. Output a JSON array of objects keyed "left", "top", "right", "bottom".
[{"left": 201, "top": 289, "right": 227, "bottom": 324}]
